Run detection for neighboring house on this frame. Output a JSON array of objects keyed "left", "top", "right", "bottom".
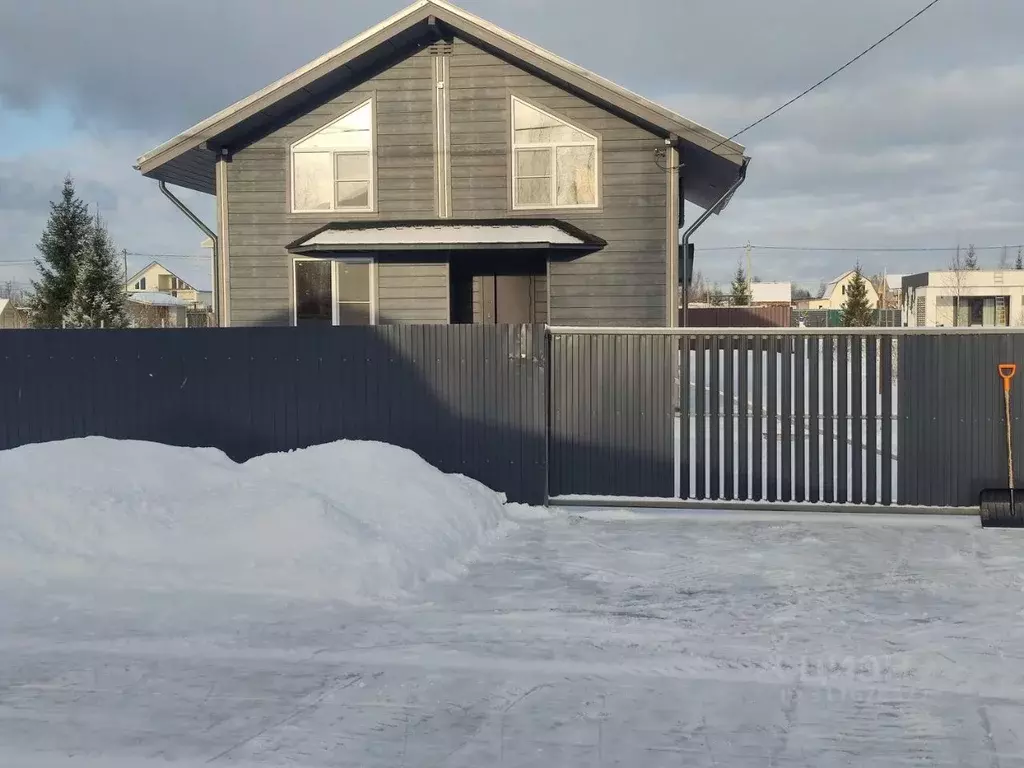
[
  {"left": 805, "top": 270, "right": 880, "bottom": 310},
  {"left": 126, "top": 261, "right": 213, "bottom": 309},
  {"left": 135, "top": 0, "right": 748, "bottom": 329},
  {"left": 881, "top": 273, "right": 905, "bottom": 309},
  {"left": 0, "top": 299, "right": 29, "bottom": 329},
  {"left": 903, "top": 270, "right": 1024, "bottom": 327},
  {"left": 750, "top": 282, "right": 791, "bottom": 306},
  {"left": 126, "top": 292, "right": 190, "bottom": 328}
]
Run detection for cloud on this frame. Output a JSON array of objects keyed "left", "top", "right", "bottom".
[{"left": 0, "top": 0, "right": 1021, "bottom": 290}]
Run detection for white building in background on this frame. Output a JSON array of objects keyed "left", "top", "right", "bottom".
[
  {"left": 903, "top": 270, "right": 1024, "bottom": 327},
  {"left": 750, "top": 282, "right": 791, "bottom": 305}
]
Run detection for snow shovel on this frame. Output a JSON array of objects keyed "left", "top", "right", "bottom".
[{"left": 980, "top": 363, "right": 1024, "bottom": 527}]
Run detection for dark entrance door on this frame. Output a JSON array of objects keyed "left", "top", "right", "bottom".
[
  {"left": 450, "top": 253, "right": 546, "bottom": 325},
  {"left": 494, "top": 276, "right": 531, "bottom": 323}
]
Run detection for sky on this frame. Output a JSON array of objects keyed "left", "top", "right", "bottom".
[{"left": 0, "top": 0, "right": 1022, "bottom": 293}]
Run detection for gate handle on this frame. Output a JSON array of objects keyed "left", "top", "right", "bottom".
[{"left": 999, "top": 364, "right": 1017, "bottom": 392}]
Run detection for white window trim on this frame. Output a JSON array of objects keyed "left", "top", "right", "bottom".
[
  {"left": 510, "top": 95, "right": 600, "bottom": 211},
  {"left": 290, "top": 99, "right": 376, "bottom": 214},
  {"left": 291, "top": 256, "right": 377, "bottom": 327}
]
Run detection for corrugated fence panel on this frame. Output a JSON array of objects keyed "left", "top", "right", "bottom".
[
  {"left": 898, "top": 333, "right": 1024, "bottom": 507},
  {"left": 0, "top": 326, "right": 548, "bottom": 505},
  {"left": 549, "top": 332, "right": 675, "bottom": 498}
]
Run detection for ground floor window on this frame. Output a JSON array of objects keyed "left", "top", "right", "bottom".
[
  {"left": 956, "top": 295, "right": 1009, "bottom": 327},
  {"left": 293, "top": 258, "right": 374, "bottom": 326}
]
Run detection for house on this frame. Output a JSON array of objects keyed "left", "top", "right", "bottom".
[
  {"left": 135, "top": 0, "right": 748, "bottom": 329},
  {"left": 881, "top": 273, "right": 905, "bottom": 309},
  {"left": 126, "top": 291, "right": 190, "bottom": 328},
  {"left": 126, "top": 261, "right": 213, "bottom": 310},
  {"left": 804, "top": 270, "right": 879, "bottom": 311},
  {"left": 0, "top": 299, "right": 29, "bottom": 329},
  {"left": 903, "top": 270, "right": 1024, "bottom": 327},
  {"left": 750, "top": 282, "right": 791, "bottom": 306}
]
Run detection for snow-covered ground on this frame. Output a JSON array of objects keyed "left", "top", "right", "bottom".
[{"left": 3, "top": 440, "right": 1024, "bottom": 766}]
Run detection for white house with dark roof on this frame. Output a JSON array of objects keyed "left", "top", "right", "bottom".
[{"left": 126, "top": 260, "right": 212, "bottom": 310}]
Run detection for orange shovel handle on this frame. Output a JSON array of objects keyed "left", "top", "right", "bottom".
[{"left": 999, "top": 364, "right": 1017, "bottom": 393}]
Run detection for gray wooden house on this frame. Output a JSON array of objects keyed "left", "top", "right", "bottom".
[{"left": 136, "top": 0, "right": 749, "bottom": 328}]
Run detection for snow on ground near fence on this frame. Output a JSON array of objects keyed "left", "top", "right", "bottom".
[{"left": 0, "top": 437, "right": 530, "bottom": 601}]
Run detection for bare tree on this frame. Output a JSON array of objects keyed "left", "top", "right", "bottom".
[
  {"left": 686, "top": 270, "right": 708, "bottom": 305},
  {"left": 943, "top": 246, "right": 970, "bottom": 326}
]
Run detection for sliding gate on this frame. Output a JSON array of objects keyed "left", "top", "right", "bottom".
[{"left": 549, "top": 327, "right": 1024, "bottom": 510}]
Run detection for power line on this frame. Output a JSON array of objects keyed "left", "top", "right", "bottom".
[
  {"left": 708, "top": 0, "right": 945, "bottom": 154},
  {"left": 701, "top": 243, "right": 1024, "bottom": 254}
]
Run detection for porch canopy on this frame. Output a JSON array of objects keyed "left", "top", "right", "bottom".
[{"left": 287, "top": 219, "right": 606, "bottom": 255}]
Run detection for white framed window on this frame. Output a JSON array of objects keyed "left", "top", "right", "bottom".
[
  {"left": 291, "top": 100, "right": 375, "bottom": 213},
  {"left": 511, "top": 96, "right": 598, "bottom": 210},
  {"left": 292, "top": 257, "right": 376, "bottom": 327}
]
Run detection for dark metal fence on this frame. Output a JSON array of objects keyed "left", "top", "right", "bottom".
[
  {"left": 794, "top": 309, "right": 903, "bottom": 328},
  {"left": 3, "top": 324, "right": 1021, "bottom": 510},
  {"left": 685, "top": 306, "right": 792, "bottom": 328},
  {"left": 549, "top": 327, "right": 1024, "bottom": 510},
  {"left": 0, "top": 325, "right": 548, "bottom": 504}
]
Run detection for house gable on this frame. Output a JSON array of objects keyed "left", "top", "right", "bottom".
[
  {"left": 135, "top": 0, "right": 746, "bottom": 209},
  {"left": 222, "top": 34, "right": 671, "bottom": 327}
]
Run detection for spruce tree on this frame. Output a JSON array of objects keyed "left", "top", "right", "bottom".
[
  {"left": 841, "top": 267, "right": 875, "bottom": 327},
  {"left": 28, "top": 176, "right": 92, "bottom": 327},
  {"left": 731, "top": 263, "right": 751, "bottom": 306},
  {"left": 964, "top": 244, "right": 978, "bottom": 270},
  {"left": 64, "top": 214, "right": 128, "bottom": 329},
  {"left": 1016, "top": 247, "right": 1023, "bottom": 271}
]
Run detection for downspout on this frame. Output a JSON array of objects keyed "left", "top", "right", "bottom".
[
  {"left": 157, "top": 180, "right": 220, "bottom": 325},
  {"left": 680, "top": 158, "right": 749, "bottom": 327}
]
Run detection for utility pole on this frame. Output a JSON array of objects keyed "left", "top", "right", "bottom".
[
  {"left": 123, "top": 249, "right": 128, "bottom": 286},
  {"left": 745, "top": 241, "right": 753, "bottom": 288}
]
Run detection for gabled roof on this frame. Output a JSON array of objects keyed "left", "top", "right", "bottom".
[
  {"left": 125, "top": 260, "right": 212, "bottom": 293},
  {"left": 135, "top": 0, "right": 747, "bottom": 209}
]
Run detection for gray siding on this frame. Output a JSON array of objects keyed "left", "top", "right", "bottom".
[
  {"left": 377, "top": 261, "right": 449, "bottom": 324},
  {"left": 448, "top": 38, "right": 668, "bottom": 326},
  {"left": 226, "top": 47, "right": 437, "bottom": 326}
]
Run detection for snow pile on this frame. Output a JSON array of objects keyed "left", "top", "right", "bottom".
[{"left": 0, "top": 438, "right": 519, "bottom": 601}]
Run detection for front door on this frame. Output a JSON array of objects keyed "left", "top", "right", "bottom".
[
  {"left": 494, "top": 276, "right": 532, "bottom": 324},
  {"left": 449, "top": 254, "right": 546, "bottom": 325}
]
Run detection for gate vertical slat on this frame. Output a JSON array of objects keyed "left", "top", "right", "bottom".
[
  {"left": 708, "top": 335, "right": 721, "bottom": 499},
  {"left": 766, "top": 337, "right": 779, "bottom": 502},
  {"left": 752, "top": 335, "right": 764, "bottom": 501},
  {"left": 680, "top": 335, "right": 691, "bottom": 499},
  {"left": 866, "top": 336, "right": 879, "bottom": 505},
  {"left": 808, "top": 336, "right": 821, "bottom": 503},
  {"left": 851, "top": 335, "right": 864, "bottom": 504},
  {"left": 881, "top": 336, "right": 894, "bottom": 505},
  {"left": 898, "top": 337, "right": 909, "bottom": 504},
  {"left": 794, "top": 335, "right": 806, "bottom": 503},
  {"left": 836, "top": 336, "right": 850, "bottom": 503},
  {"left": 737, "top": 335, "right": 750, "bottom": 500},
  {"left": 823, "top": 335, "right": 836, "bottom": 502},
  {"left": 781, "top": 335, "right": 793, "bottom": 502},
  {"left": 723, "top": 334, "right": 735, "bottom": 500},
  {"left": 695, "top": 335, "right": 707, "bottom": 500}
]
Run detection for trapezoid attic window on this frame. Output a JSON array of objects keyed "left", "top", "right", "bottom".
[
  {"left": 291, "top": 100, "right": 375, "bottom": 213},
  {"left": 511, "top": 96, "right": 598, "bottom": 210}
]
